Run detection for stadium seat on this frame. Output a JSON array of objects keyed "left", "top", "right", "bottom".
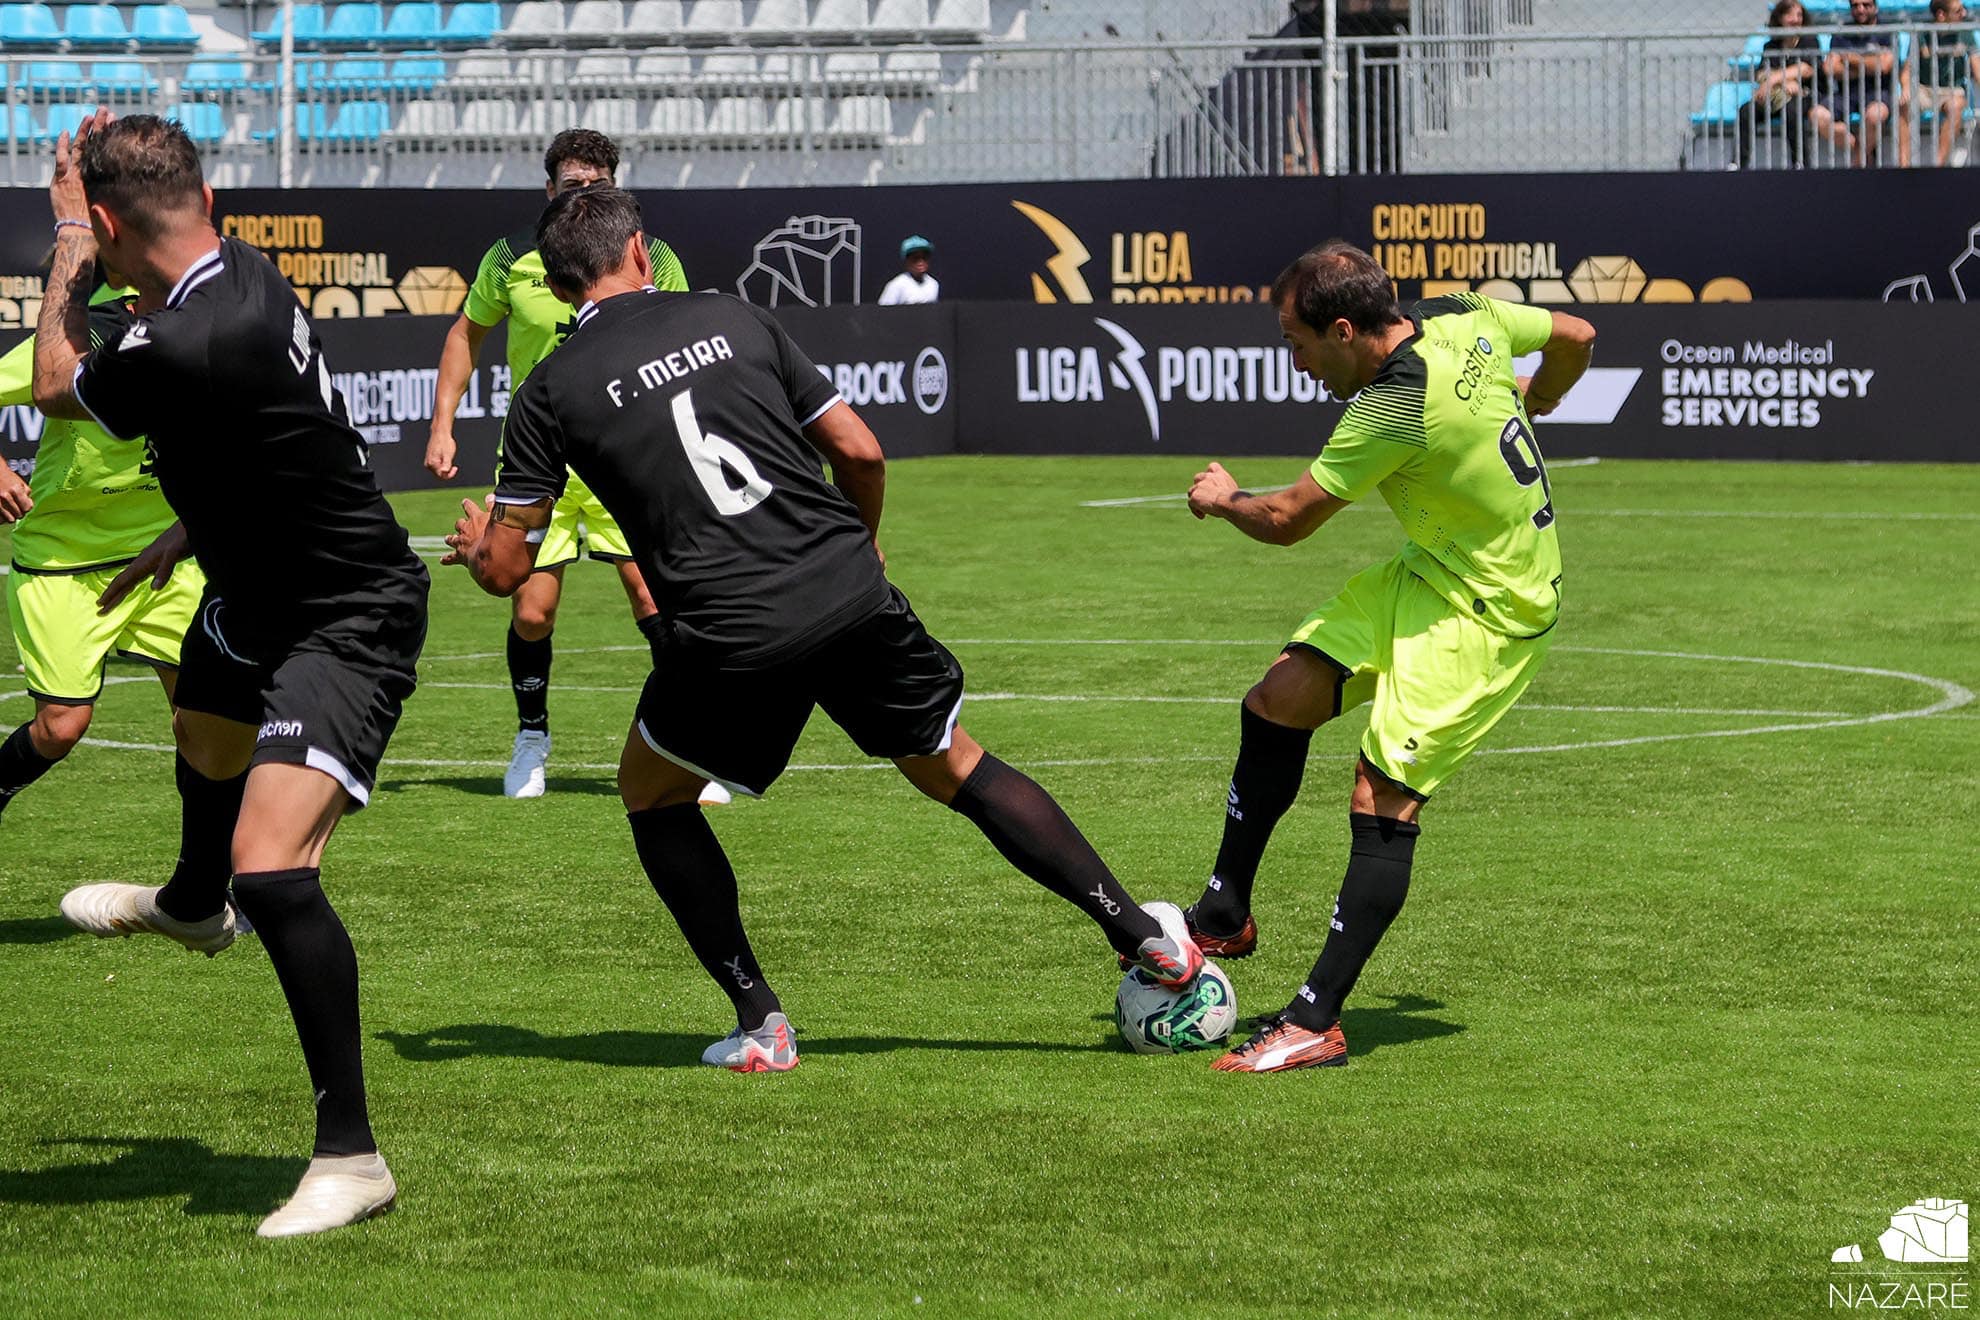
[
  {"left": 37, "top": 102, "right": 100, "bottom": 142},
  {"left": 808, "top": 0, "right": 862, "bottom": 39},
  {"left": 181, "top": 58, "right": 252, "bottom": 92},
  {"left": 503, "top": 1, "right": 565, "bottom": 43},
  {"left": 927, "top": 0, "right": 986, "bottom": 38},
  {"left": 623, "top": 0, "right": 682, "bottom": 39},
  {"left": 386, "top": 54, "right": 445, "bottom": 89},
  {"left": 390, "top": 97, "right": 456, "bottom": 135},
  {"left": 64, "top": 5, "right": 131, "bottom": 47},
  {"left": 747, "top": 0, "right": 805, "bottom": 39},
  {"left": 0, "top": 3, "right": 66, "bottom": 47},
  {"left": 452, "top": 52, "right": 512, "bottom": 80},
  {"left": 645, "top": 94, "right": 705, "bottom": 136},
  {"left": 381, "top": 1, "right": 440, "bottom": 42},
  {"left": 253, "top": 101, "right": 333, "bottom": 141},
  {"left": 91, "top": 60, "right": 161, "bottom": 93},
  {"left": 254, "top": 4, "right": 326, "bottom": 45},
  {"left": 1690, "top": 80, "right": 1754, "bottom": 129},
  {"left": 832, "top": 92, "right": 887, "bottom": 137},
  {"left": 439, "top": 1, "right": 500, "bottom": 44},
  {"left": 323, "top": 100, "right": 387, "bottom": 140},
  {"left": 869, "top": 0, "right": 928, "bottom": 38},
  {"left": 768, "top": 94, "right": 822, "bottom": 135},
  {"left": 322, "top": 58, "right": 389, "bottom": 88},
  {"left": 632, "top": 50, "right": 689, "bottom": 81},
  {"left": 130, "top": 4, "right": 200, "bottom": 47},
  {"left": 566, "top": 1, "right": 622, "bottom": 42},
  {"left": 580, "top": 96, "right": 641, "bottom": 134},
  {"left": 26, "top": 60, "right": 93, "bottom": 91},
  {"left": 697, "top": 50, "right": 756, "bottom": 85},
  {"left": 3, "top": 104, "right": 34, "bottom": 142},
  {"left": 457, "top": 97, "right": 519, "bottom": 137},
  {"left": 684, "top": 0, "right": 743, "bottom": 37},
  {"left": 882, "top": 49, "right": 939, "bottom": 87},
  {"left": 571, "top": 52, "right": 633, "bottom": 85},
  {"left": 822, "top": 50, "right": 880, "bottom": 85},
  {"left": 164, "top": 100, "right": 225, "bottom": 143},
  {"left": 705, "top": 94, "right": 765, "bottom": 135},
  {"left": 323, "top": 3, "right": 385, "bottom": 47}
]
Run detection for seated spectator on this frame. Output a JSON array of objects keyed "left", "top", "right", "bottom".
[
  {"left": 1899, "top": 0, "right": 1978, "bottom": 167},
  {"left": 1809, "top": 0, "right": 1897, "bottom": 167},
  {"left": 1738, "top": 0, "right": 1819, "bottom": 167}
]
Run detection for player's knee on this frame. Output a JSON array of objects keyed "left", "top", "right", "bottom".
[
  {"left": 30, "top": 704, "right": 91, "bottom": 758},
  {"left": 513, "top": 600, "right": 557, "bottom": 638}
]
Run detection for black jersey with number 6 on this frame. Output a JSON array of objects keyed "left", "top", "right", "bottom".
[
  {"left": 73, "top": 237, "right": 426, "bottom": 632},
  {"left": 494, "top": 290, "right": 889, "bottom": 668}
]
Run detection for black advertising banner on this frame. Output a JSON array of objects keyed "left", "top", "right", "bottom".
[
  {"left": 956, "top": 303, "right": 1342, "bottom": 456},
  {"left": 772, "top": 303, "right": 956, "bottom": 458}
]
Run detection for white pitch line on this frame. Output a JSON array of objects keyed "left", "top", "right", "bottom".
[{"left": 1568, "top": 509, "right": 1980, "bottom": 522}]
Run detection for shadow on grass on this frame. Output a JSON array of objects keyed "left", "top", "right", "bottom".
[
  {"left": 376, "top": 1023, "right": 1111, "bottom": 1068},
  {"left": 0, "top": 1137, "right": 294, "bottom": 1215},
  {"left": 1339, "top": 994, "right": 1466, "bottom": 1057},
  {"left": 0, "top": 916, "right": 78, "bottom": 946},
  {"left": 374, "top": 775, "right": 621, "bottom": 799}
]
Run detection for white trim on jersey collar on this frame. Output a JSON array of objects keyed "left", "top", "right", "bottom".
[
  {"left": 167, "top": 247, "right": 224, "bottom": 309},
  {"left": 574, "top": 285, "right": 660, "bottom": 329}
]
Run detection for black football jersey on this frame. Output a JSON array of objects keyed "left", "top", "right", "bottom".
[
  {"left": 74, "top": 238, "right": 426, "bottom": 633},
  {"left": 494, "top": 290, "right": 888, "bottom": 667}
]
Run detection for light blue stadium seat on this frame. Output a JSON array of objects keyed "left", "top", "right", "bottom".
[
  {"left": 38, "top": 103, "right": 100, "bottom": 142},
  {"left": 3, "top": 103, "right": 33, "bottom": 141},
  {"left": 253, "top": 101, "right": 333, "bottom": 141},
  {"left": 65, "top": 5, "right": 131, "bottom": 46},
  {"left": 323, "top": 3, "right": 384, "bottom": 46},
  {"left": 254, "top": 4, "right": 326, "bottom": 45},
  {"left": 165, "top": 100, "right": 225, "bottom": 142},
  {"left": 1730, "top": 34, "right": 1768, "bottom": 73},
  {"left": 92, "top": 60, "right": 161, "bottom": 92},
  {"left": 131, "top": 4, "right": 200, "bottom": 46},
  {"left": 27, "top": 60, "right": 93, "bottom": 91},
  {"left": 323, "top": 99, "right": 386, "bottom": 139},
  {"left": 439, "top": 1, "right": 500, "bottom": 44},
  {"left": 383, "top": 2, "right": 442, "bottom": 43},
  {"left": 182, "top": 58, "right": 251, "bottom": 92},
  {"left": 324, "top": 57, "right": 388, "bottom": 88},
  {"left": 386, "top": 53, "right": 445, "bottom": 89},
  {"left": 1690, "top": 80, "right": 1755, "bottom": 127},
  {"left": 0, "top": 3, "right": 67, "bottom": 46}
]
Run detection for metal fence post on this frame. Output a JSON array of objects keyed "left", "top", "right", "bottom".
[
  {"left": 1323, "top": 0, "right": 1339, "bottom": 176},
  {"left": 278, "top": 0, "right": 296, "bottom": 188}
]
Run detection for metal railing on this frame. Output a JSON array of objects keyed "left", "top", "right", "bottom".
[{"left": 0, "top": 25, "right": 1972, "bottom": 186}]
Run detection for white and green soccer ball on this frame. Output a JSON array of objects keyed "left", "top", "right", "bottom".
[{"left": 1116, "top": 961, "right": 1237, "bottom": 1054}]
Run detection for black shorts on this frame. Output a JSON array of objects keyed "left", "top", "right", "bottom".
[
  {"left": 172, "top": 592, "right": 426, "bottom": 808},
  {"left": 636, "top": 587, "right": 964, "bottom": 797}
]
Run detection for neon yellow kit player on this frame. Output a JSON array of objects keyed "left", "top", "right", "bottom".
[
  {"left": 0, "top": 284, "right": 205, "bottom": 816},
  {"left": 424, "top": 128, "right": 695, "bottom": 800},
  {"left": 1182, "top": 241, "right": 1596, "bottom": 1073}
]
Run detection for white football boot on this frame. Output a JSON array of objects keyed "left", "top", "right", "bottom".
[
  {"left": 503, "top": 729, "right": 550, "bottom": 799},
  {"left": 701, "top": 1012, "right": 798, "bottom": 1072},
  {"left": 257, "top": 1152, "right": 398, "bottom": 1238},
  {"left": 59, "top": 883, "right": 236, "bottom": 957},
  {"left": 698, "top": 781, "right": 733, "bottom": 806}
]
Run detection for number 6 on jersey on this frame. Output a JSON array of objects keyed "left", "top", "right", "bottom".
[{"left": 671, "top": 388, "right": 773, "bottom": 516}]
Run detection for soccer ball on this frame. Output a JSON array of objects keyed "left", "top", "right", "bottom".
[{"left": 1115, "top": 961, "right": 1238, "bottom": 1054}]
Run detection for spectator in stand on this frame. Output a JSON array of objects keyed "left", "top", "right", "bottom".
[
  {"left": 1809, "top": 0, "right": 1897, "bottom": 167},
  {"left": 1899, "top": 0, "right": 1979, "bottom": 167},
  {"left": 1737, "top": 0, "right": 1819, "bottom": 168},
  {"left": 877, "top": 237, "right": 939, "bottom": 305}
]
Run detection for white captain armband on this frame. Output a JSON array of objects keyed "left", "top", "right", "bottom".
[{"left": 490, "top": 496, "right": 553, "bottom": 542}]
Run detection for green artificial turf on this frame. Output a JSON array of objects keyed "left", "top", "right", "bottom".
[{"left": 1, "top": 456, "right": 1974, "bottom": 1317}]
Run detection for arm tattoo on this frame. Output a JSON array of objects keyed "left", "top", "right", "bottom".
[
  {"left": 490, "top": 498, "right": 553, "bottom": 530},
  {"left": 33, "top": 232, "right": 96, "bottom": 410}
]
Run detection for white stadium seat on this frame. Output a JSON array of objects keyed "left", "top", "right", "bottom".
[
  {"left": 926, "top": 0, "right": 985, "bottom": 37},
  {"left": 807, "top": 0, "right": 862, "bottom": 38},
  {"left": 623, "top": 0, "right": 681, "bottom": 37},
  {"left": 566, "top": 1, "right": 624, "bottom": 41},
  {"left": 684, "top": 0, "right": 743, "bottom": 35},
  {"left": 458, "top": 99, "right": 521, "bottom": 137},
  {"left": 705, "top": 94, "right": 766, "bottom": 134},
  {"left": 390, "top": 99, "right": 457, "bottom": 136},
  {"left": 581, "top": 97, "right": 642, "bottom": 134},
  {"left": 746, "top": 0, "right": 805, "bottom": 38},
  {"left": 505, "top": 1, "right": 566, "bottom": 41},
  {"left": 633, "top": 50, "right": 692, "bottom": 81},
  {"left": 453, "top": 54, "right": 514, "bottom": 81},
  {"left": 571, "top": 52, "right": 633, "bottom": 84},
  {"left": 869, "top": 0, "right": 928, "bottom": 37},
  {"left": 822, "top": 50, "right": 880, "bottom": 84},
  {"left": 768, "top": 95, "right": 823, "bottom": 134},
  {"left": 832, "top": 93, "right": 887, "bottom": 137},
  {"left": 646, "top": 95, "right": 706, "bottom": 135}
]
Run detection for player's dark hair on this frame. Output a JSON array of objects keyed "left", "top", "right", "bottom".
[
  {"left": 536, "top": 184, "right": 644, "bottom": 296},
  {"left": 1271, "top": 240, "right": 1404, "bottom": 335},
  {"left": 544, "top": 128, "right": 619, "bottom": 181},
  {"left": 77, "top": 114, "right": 204, "bottom": 237}
]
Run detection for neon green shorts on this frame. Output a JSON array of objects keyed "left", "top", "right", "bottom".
[
  {"left": 1287, "top": 554, "right": 1553, "bottom": 799},
  {"left": 6, "top": 558, "right": 206, "bottom": 702},
  {"left": 536, "top": 470, "right": 632, "bottom": 571}
]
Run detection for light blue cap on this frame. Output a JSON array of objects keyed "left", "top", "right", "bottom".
[{"left": 901, "top": 235, "right": 933, "bottom": 258}]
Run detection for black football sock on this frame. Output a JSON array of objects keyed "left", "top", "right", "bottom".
[
  {"left": 1287, "top": 813, "right": 1419, "bottom": 1031},
  {"left": 635, "top": 612, "right": 667, "bottom": 668},
  {"left": 155, "top": 755, "right": 247, "bottom": 923},
  {"left": 0, "top": 722, "right": 60, "bottom": 816},
  {"left": 627, "top": 804, "right": 782, "bottom": 1030},
  {"left": 508, "top": 624, "right": 552, "bottom": 733},
  {"left": 231, "top": 868, "right": 376, "bottom": 1157},
  {"left": 949, "top": 753, "right": 1159, "bottom": 958},
  {"left": 1195, "top": 704, "right": 1312, "bottom": 934}
]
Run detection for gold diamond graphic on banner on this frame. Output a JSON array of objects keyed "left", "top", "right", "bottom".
[
  {"left": 398, "top": 265, "right": 468, "bottom": 316},
  {"left": 1567, "top": 256, "right": 1648, "bottom": 304}
]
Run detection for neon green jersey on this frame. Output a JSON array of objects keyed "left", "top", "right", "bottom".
[
  {"left": 463, "top": 230, "right": 689, "bottom": 389},
  {"left": 1309, "top": 293, "right": 1562, "bottom": 638},
  {"left": 0, "top": 285, "right": 179, "bottom": 573}
]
